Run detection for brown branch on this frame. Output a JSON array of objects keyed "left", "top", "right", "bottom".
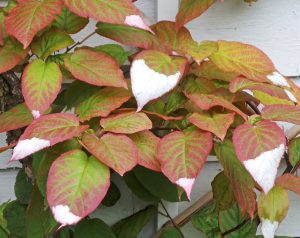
[{"left": 66, "top": 31, "right": 97, "bottom": 52}]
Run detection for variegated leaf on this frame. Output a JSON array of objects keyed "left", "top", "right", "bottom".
[
  {"left": 5, "top": 0, "right": 63, "bottom": 48},
  {"left": 233, "top": 120, "right": 286, "bottom": 194},
  {"left": 176, "top": 0, "right": 216, "bottom": 29},
  {"left": 47, "top": 150, "right": 110, "bottom": 226},
  {"left": 76, "top": 87, "right": 132, "bottom": 122},
  {"left": 128, "top": 131, "right": 161, "bottom": 172},
  {"left": 0, "top": 103, "right": 33, "bottom": 133},
  {"left": 100, "top": 111, "right": 152, "bottom": 134},
  {"left": 157, "top": 128, "right": 213, "bottom": 199},
  {"left": 64, "top": 49, "right": 127, "bottom": 88},
  {"left": 63, "top": 0, "right": 151, "bottom": 32},
  {"left": 11, "top": 113, "right": 88, "bottom": 161},
  {"left": 0, "top": 38, "right": 28, "bottom": 73},
  {"left": 258, "top": 186, "right": 289, "bottom": 238},
  {"left": 96, "top": 23, "right": 160, "bottom": 50},
  {"left": 22, "top": 59, "right": 62, "bottom": 118},
  {"left": 189, "top": 112, "right": 235, "bottom": 140},
  {"left": 82, "top": 133, "right": 138, "bottom": 176},
  {"left": 131, "top": 50, "right": 188, "bottom": 111},
  {"left": 210, "top": 41, "right": 275, "bottom": 82},
  {"left": 261, "top": 104, "right": 300, "bottom": 125}
]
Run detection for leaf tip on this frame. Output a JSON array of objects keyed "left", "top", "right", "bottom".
[
  {"left": 124, "top": 15, "right": 154, "bottom": 33},
  {"left": 176, "top": 177, "right": 195, "bottom": 200},
  {"left": 51, "top": 204, "right": 81, "bottom": 226},
  {"left": 11, "top": 138, "right": 50, "bottom": 161},
  {"left": 261, "top": 219, "right": 279, "bottom": 238}
]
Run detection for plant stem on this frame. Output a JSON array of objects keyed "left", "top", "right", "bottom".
[
  {"left": 159, "top": 201, "right": 185, "bottom": 237},
  {"left": 221, "top": 217, "right": 250, "bottom": 237},
  {"left": 66, "top": 31, "right": 97, "bottom": 53},
  {"left": 246, "top": 101, "right": 261, "bottom": 115},
  {"left": 0, "top": 224, "right": 9, "bottom": 237}
]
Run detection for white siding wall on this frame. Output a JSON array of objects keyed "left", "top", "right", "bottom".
[{"left": 2, "top": 1, "right": 300, "bottom": 237}]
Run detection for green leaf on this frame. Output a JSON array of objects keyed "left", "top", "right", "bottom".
[
  {"left": 100, "top": 111, "right": 152, "bottom": 134},
  {"left": 112, "top": 205, "right": 156, "bottom": 238},
  {"left": 214, "top": 140, "right": 256, "bottom": 218},
  {"left": 31, "top": 29, "right": 74, "bottom": 59},
  {"left": 192, "top": 202, "right": 221, "bottom": 238},
  {"left": 165, "top": 90, "right": 186, "bottom": 115},
  {"left": 14, "top": 169, "right": 33, "bottom": 205},
  {"left": 0, "top": 38, "right": 28, "bottom": 74},
  {"left": 22, "top": 59, "right": 62, "bottom": 117},
  {"left": 64, "top": 81, "right": 99, "bottom": 109},
  {"left": 253, "top": 90, "right": 294, "bottom": 106},
  {"left": 212, "top": 172, "right": 235, "bottom": 211},
  {"left": 288, "top": 137, "right": 300, "bottom": 167},
  {"left": 5, "top": 0, "right": 63, "bottom": 48},
  {"left": 64, "top": 49, "right": 127, "bottom": 88},
  {"left": 0, "top": 103, "right": 33, "bottom": 133},
  {"left": 96, "top": 23, "right": 160, "bottom": 49},
  {"left": 123, "top": 171, "right": 160, "bottom": 202},
  {"left": 82, "top": 133, "right": 138, "bottom": 176},
  {"left": 160, "top": 227, "right": 183, "bottom": 238},
  {"left": 133, "top": 166, "right": 186, "bottom": 202},
  {"left": 47, "top": 150, "right": 110, "bottom": 226},
  {"left": 93, "top": 44, "right": 128, "bottom": 65},
  {"left": 76, "top": 87, "right": 131, "bottom": 122},
  {"left": 0, "top": 201, "right": 9, "bottom": 236},
  {"left": 74, "top": 218, "right": 116, "bottom": 238},
  {"left": 52, "top": 6, "right": 89, "bottom": 34},
  {"left": 219, "top": 204, "right": 258, "bottom": 238},
  {"left": 176, "top": 0, "right": 216, "bottom": 29},
  {"left": 102, "top": 182, "right": 121, "bottom": 207},
  {"left": 158, "top": 127, "right": 213, "bottom": 199},
  {"left": 209, "top": 41, "right": 275, "bottom": 82},
  {"left": 26, "top": 185, "right": 57, "bottom": 238},
  {"left": 187, "top": 40, "right": 218, "bottom": 64},
  {"left": 3, "top": 201, "right": 26, "bottom": 238}
]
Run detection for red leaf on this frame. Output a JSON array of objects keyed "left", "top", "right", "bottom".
[
  {"left": 185, "top": 92, "right": 248, "bottom": 120},
  {"left": 47, "top": 149, "right": 110, "bottom": 226},
  {"left": 157, "top": 128, "right": 213, "bottom": 199},
  {"left": 261, "top": 104, "right": 300, "bottom": 125},
  {"left": 82, "top": 133, "right": 138, "bottom": 176},
  {"left": 0, "top": 38, "right": 28, "bottom": 73},
  {"left": 22, "top": 59, "right": 62, "bottom": 118},
  {"left": 233, "top": 120, "right": 286, "bottom": 194},
  {"left": 64, "top": 49, "right": 127, "bottom": 88},
  {"left": 5, "top": 0, "right": 63, "bottom": 48},
  {"left": 100, "top": 111, "right": 152, "bottom": 134},
  {"left": 176, "top": 0, "right": 216, "bottom": 30},
  {"left": 11, "top": 113, "right": 88, "bottom": 161},
  {"left": 189, "top": 112, "right": 235, "bottom": 140},
  {"left": 128, "top": 131, "right": 161, "bottom": 172},
  {"left": 63, "top": 0, "right": 151, "bottom": 31},
  {"left": 0, "top": 103, "right": 33, "bottom": 133},
  {"left": 276, "top": 174, "right": 300, "bottom": 195}
]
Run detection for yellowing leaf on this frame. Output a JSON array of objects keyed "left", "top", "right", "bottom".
[
  {"left": 210, "top": 41, "right": 275, "bottom": 82},
  {"left": 64, "top": 49, "right": 127, "bottom": 88},
  {"left": 100, "top": 111, "right": 152, "bottom": 134},
  {"left": 22, "top": 59, "right": 62, "bottom": 118}
]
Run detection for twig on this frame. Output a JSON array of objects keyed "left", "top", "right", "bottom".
[
  {"left": 221, "top": 218, "right": 250, "bottom": 237},
  {"left": 246, "top": 101, "right": 261, "bottom": 115},
  {"left": 159, "top": 201, "right": 185, "bottom": 237},
  {"left": 66, "top": 31, "right": 97, "bottom": 53},
  {"left": 0, "top": 224, "right": 9, "bottom": 237}
]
